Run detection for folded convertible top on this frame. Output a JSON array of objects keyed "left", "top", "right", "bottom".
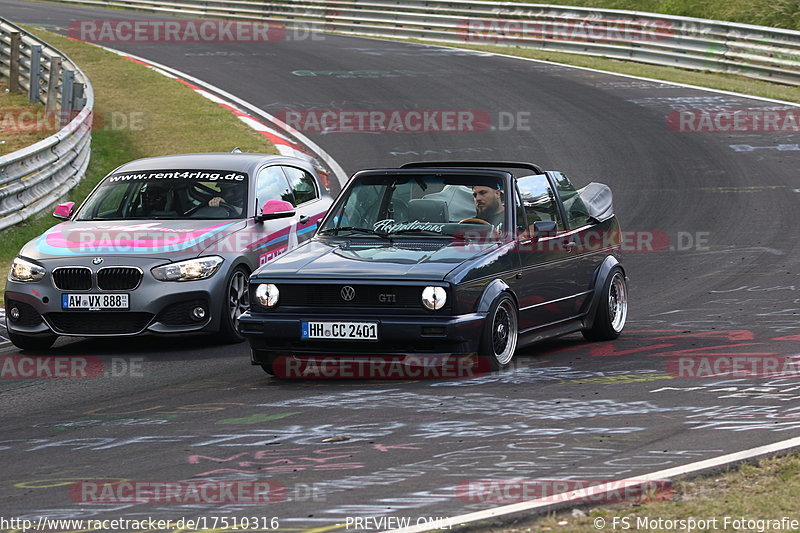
[{"left": 577, "top": 182, "right": 614, "bottom": 222}]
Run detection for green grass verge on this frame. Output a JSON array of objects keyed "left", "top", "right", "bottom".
[
  {"left": 1, "top": 26, "right": 277, "bottom": 305},
  {"left": 470, "top": 452, "right": 800, "bottom": 532},
  {"left": 0, "top": 82, "right": 52, "bottom": 154}
]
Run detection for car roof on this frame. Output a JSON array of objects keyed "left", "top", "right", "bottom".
[{"left": 110, "top": 153, "right": 312, "bottom": 176}]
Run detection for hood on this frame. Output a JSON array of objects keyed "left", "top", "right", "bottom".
[
  {"left": 254, "top": 238, "right": 499, "bottom": 281},
  {"left": 22, "top": 220, "right": 244, "bottom": 261}
]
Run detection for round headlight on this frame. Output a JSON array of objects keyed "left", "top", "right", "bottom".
[
  {"left": 421, "top": 286, "right": 447, "bottom": 310},
  {"left": 255, "top": 283, "right": 280, "bottom": 308}
]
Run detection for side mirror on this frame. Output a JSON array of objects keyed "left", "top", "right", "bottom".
[
  {"left": 533, "top": 220, "right": 557, "bottom": 235},
  {"left": 53, "top": 202, "right": 75, "bottom": 220},
  {"left": 257, "top": 199, "right": 296, "bottom": 222}
]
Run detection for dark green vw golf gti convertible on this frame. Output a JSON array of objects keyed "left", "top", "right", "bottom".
[{"left": 239, "top": 161, "right": 627, "bottom": 375}]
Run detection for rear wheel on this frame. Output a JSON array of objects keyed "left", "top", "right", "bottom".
[
  {"left": 218, "top": 266, "right": 249, "bottom": 344},
  {"left": 8, "top": 331, "right": 57, "bottom": 351},
  {"left": 479, "top": 294, "right": 518, "bottom": 370},
  {"left": 582, "top": 268, "right": 628, "bottom": 341}
]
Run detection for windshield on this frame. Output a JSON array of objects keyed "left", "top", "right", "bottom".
[
  {"left": 75, "top": 169, "right": 249, "bottom": 220},
  {"left": 319, "top": 173, "right": 507, "bottom": 237}
]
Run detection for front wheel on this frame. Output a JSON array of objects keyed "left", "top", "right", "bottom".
[
  {"left": 582, "top": 268, "right": 628, "bottom": 341},
  {"left": 218, "top": 266, "right": 250, "bottom": 344},
  {"left": 479, "top": 294, "right": 519, "bottom": 371},
  {"left": 8, "top": 331, "right": 57, "bottom": 351}
]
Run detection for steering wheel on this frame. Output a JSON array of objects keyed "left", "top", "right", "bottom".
[
  {"left": 459, "top": 217, "right": 491, "bottom": 225},
  {"left": 217, "top": 201, "right": 236, "bottom": 217}
]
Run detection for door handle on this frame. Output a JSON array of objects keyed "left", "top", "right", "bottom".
[
  {"left": 562, "top": 241, "right": 577, "bottom": 252},
  {"left": 299, "top": 215, "right": 310, "bottom": 224}
]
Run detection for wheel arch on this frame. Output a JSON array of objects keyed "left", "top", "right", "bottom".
[
  {"left": 476, "top": 279, "right": 519, "bottom": 314},
  {"left": 582, "top": 255, "right": 625, "bottom": 329}
]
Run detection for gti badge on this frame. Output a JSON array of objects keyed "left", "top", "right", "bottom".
[
  {"left": 92, "top": 257, "right": 104, "bottom": 265},
  {"left": 340, "top": 285, "right": 355, "bottom": 301}
]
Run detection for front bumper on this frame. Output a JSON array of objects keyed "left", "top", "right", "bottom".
[
  {"left": 5, "top": 266, "right": 228, "bottom": 337},
  {"left": 239, "top": 311, "right": 486, "bottom": 361}
]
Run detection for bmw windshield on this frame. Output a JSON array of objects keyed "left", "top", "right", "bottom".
[
  {"left": 319, "top": 174, "right": 507, "bottom": 237},
  {"left": 75, "top": 169, "right": 248, "bottom": 220}
]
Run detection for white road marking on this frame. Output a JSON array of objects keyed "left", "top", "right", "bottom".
[{"left": 383, "top": 436, "right": 800, "bottom": 533}]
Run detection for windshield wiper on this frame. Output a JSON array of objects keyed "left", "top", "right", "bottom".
[{"left": 319, "top": 226, "right": 391, "bottom": 239}]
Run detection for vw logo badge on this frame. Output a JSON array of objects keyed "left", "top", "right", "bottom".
[
  {"left": 340, "top": 285, "right": 356, "bottom": 301},
  {"left": 92, "top": 257, "right": 104, "bottom": 265}
]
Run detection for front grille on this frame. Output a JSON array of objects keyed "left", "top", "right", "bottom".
[
  {"left": 156, "top": 299, "right": 209, "bottom": 326},
  {"left": 52, "top": 267, "right": 92, "bottom": 290},
  {"left": 46, "top": 312, "right": 153, "bottom": 334},
  {"left": 5, "top": 300, "right": 44, "bottom": 327},
  {"left": 278, "top": 285, "right": 422, "bottom": 308},
  {"left": 97, "top": 267, "right": 142, "bottom": 290}
]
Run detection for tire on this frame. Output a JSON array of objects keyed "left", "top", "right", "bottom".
[
  {"left": 218, "top": 265, "right": 250, "bottom": 344},
  {"left": 582, "top": 268, "right": 628, "bottom": 341},
  {"left": 478, "top": 294, "right": 519, "bottom": 371},
  {"left": 254, "top": 350, "right": 277, "bottom": 375},
  {"left": 9, "top": 331, "right": 57, "bottom": 351}
]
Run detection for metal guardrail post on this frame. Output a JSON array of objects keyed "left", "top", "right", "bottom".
[
  {"left": 28, "top": 44, "right": 42, "bottom": 104},
  {"left": 72, "top": 79, "right": 85, "bottom": 110},
  {"left": 45, "top": 56, "right": 62, "bottom": 111},
  {"left": 9, "top": 31, "right": 21, "bottom": 92},
  {"left": 60, "top": 68, "right": 75, "bottom": 125}
]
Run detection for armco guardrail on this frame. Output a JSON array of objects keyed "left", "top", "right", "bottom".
[
  {"left": 0, "top": 18, "right": 93, "bottom": 231},
  {"left": 55, "top": 0, "right": 800, "bottom": 86}
]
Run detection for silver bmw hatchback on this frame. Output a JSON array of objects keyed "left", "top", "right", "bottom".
[{"left": 4, "top": 152, "right": 332, "bottom": 350}]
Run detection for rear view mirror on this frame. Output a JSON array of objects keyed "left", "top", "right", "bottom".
[
  {"left": 53, "top": 202, "right": 75, "bottom": 220},
  {"left": 257, "top": 199, "right": 296, "bottom": 222}
]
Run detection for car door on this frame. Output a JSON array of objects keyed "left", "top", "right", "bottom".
[
  {"left": 513, "top": 174, "right": 578, "bottom": 330},
  {"left": 550, "top": 171, "right": 607, "bottom": 315}
]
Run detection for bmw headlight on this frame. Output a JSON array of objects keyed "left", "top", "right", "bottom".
[
  {"left": 151, "top": 256, "right": 224, "bottom": 282},
  {"left": 255, "top": 283, "right": 279, "bottom": 308},
  {"left": 9, "top": 257, "right": 45, "bottom": 282},
  {"left": 421, "top": 286, "right": 447, "bottom": 310}
]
